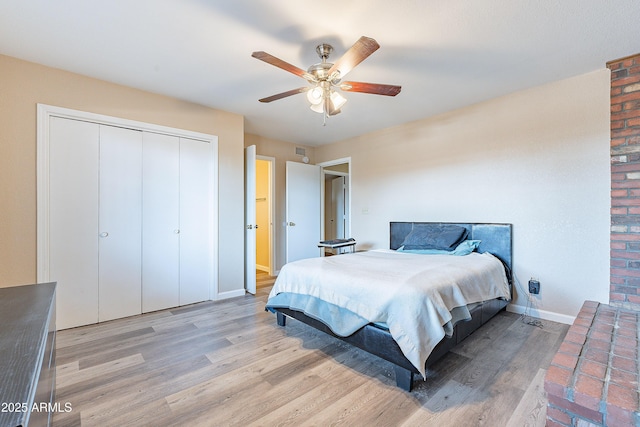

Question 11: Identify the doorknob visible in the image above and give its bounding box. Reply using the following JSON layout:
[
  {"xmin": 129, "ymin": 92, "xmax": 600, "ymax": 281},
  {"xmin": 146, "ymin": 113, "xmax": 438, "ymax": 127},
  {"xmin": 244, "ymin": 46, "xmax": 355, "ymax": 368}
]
[
  {"xmin": 99, "ymin": 232, "xmax": 109, "ymax": 238},
  {"xmin": 287, "ymin": 222, "xmax": 296, "ymax": 226},
  {"xmin": 255, "ymin": 224, "xmax": 259, "ymax": 229}
]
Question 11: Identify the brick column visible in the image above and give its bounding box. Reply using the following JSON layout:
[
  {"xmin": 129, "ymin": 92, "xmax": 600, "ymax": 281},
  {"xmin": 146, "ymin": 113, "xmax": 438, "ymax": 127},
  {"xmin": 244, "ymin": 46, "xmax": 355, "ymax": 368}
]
[
  {"xmin": 544, "ymin": 301, "xmax": 639, "ymax": 427},
  {"xmin": 609, "ymin": 54, "xmax": 640, "ymax": 311}
]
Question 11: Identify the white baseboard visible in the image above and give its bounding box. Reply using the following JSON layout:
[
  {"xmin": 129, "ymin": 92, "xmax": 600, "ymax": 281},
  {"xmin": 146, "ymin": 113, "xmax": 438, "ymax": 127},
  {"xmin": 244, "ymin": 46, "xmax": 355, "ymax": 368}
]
[
  {"xmin": 507, "ymin": 303, "xmax": 576, "ymax": 325},
  {"xmin": 214, "ymin": 288, "xmax": 246, "ymax": 300},
  {"xmin": 256, "ymin": 264, "xmax": 269, "ymax": 273}
]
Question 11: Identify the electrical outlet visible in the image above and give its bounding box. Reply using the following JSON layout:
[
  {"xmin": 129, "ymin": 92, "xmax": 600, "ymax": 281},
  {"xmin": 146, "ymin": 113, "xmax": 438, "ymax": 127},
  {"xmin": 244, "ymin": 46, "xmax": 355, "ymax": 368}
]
[{"xmin": 528, "ymin": 279, "xmax": 540, "ymax": 295}]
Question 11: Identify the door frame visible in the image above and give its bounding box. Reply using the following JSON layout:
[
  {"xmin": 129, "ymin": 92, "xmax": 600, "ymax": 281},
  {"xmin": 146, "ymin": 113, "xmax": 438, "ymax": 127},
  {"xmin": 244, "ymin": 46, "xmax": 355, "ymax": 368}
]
[
  {"xmin": 37, "ymin": 103, "xmax": 219, "ymax": 299},
  {"xmin": 318, "ymin": 157, "xmax": 352, "ymax": 244},
  {"xmin": 256, "ymin": 155, "xmax": 276, "ymax": 276}
]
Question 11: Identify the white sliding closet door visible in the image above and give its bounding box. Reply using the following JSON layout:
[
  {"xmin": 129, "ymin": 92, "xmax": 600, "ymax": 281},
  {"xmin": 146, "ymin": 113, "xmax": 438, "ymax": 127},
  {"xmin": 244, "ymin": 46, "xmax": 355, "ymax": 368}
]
[
  {"xmin": 98, "ymin": 125, "xmax": 143, "ymax": 322},
  {"xmin": 142, "ymin": 132, "xmax": 180, "ymax": 312},
  {"xmin": 40, "ymin": 104, "xmax": 218, "ymax": 330},
  {"xmin": 179, "ymin": 137, "xmax": 212, "ymax": 305},
  {"xmin": 49, "ymin": 117, "xmax": 100, "ymax": 330}
]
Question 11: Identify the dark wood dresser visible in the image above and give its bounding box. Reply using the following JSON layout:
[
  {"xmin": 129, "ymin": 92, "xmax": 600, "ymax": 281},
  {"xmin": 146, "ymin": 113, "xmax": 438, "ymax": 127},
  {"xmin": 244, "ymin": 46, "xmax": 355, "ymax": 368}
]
[{"xmin": 0, "ymin": 282, "xmax": 56, "ymax": 427}]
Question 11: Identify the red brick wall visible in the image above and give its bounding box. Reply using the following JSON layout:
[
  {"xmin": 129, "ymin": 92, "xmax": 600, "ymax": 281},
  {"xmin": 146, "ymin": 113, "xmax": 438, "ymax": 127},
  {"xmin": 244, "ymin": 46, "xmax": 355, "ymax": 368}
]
[
  {"xmin": 544, "ymin": 301, "xmax": 639, "ymax": 426},
  {"xmin": 609, "ymin": 53, "xmax": 640, "ymax": 311}
]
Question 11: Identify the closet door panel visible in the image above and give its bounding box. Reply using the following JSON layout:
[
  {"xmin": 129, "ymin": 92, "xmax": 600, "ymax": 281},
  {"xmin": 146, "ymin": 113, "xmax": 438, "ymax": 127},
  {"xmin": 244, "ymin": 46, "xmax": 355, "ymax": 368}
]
[
  {"xmin": 49, "ymin": 117, "xmax": 100, "ymax": 329},
  {"xmin": 142, "ymin": 132, "xmax": 180, "ymax": 312},
  {"xmin": 179, "ymin": 138, "xmax": 212, "ymax": 305},
  {"xmin": 98, "ymin": 125, "xmax": 143, "ymax": 322}
]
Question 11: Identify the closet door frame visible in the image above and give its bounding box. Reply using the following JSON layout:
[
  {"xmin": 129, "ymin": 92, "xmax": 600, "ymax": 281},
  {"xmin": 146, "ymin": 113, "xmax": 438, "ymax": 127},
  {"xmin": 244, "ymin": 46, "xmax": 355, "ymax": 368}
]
[{"xmin": 37, "ymin": 104, "xmax": 219, "ymax": 304}]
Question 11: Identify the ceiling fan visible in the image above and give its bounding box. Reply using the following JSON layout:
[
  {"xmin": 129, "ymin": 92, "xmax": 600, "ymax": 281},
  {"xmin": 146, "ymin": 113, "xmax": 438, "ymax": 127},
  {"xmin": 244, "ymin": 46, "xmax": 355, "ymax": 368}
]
[{"xmin": 251, "ymin": 36, "xmax": 401, "ymax": 123}]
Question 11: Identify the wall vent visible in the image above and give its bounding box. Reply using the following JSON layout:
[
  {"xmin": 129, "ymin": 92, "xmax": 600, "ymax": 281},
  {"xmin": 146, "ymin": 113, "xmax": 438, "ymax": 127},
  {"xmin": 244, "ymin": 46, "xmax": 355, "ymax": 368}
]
[{"xmin": 295, "ymin": 147, "xmax": 306, "ymax": 156}]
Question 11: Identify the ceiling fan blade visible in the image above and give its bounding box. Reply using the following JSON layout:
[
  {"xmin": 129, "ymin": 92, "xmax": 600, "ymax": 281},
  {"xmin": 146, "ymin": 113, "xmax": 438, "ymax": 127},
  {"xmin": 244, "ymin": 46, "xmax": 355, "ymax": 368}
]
[
  {"xmin": 327, "ymin": 36, "xmax": 380, "ymax": 80},
  {"xmin": 340, "ymin": 81, "xmax": 401, "ymax": 96},
  {"xmin": 258, "ymin": 87, "xmax": 309, "ymax": 103},
  {"xmin": 251, "ymin": 51, "xmax": 315, "ymax": 82}
]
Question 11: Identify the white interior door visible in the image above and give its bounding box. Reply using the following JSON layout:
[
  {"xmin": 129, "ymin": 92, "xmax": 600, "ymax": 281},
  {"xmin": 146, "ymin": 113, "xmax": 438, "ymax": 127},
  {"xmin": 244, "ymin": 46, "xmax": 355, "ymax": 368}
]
[
  {"xmin": 142, "ymin": 132, "xmax": 180, "ymax": 312},
  {"xmin": 179, "ymin": 137, "xmax": 213, "ymax": 305},
  {"xmin": 286, "ymin": 161, "xmax": 321, "ymax": 263},
  {"xmin": 49, "ymin": 117, "xmax": 100, "ymax": 329},
  {"xmin": 245, "ymin": 145, "xmax": 257, "ymax": 294},
  {"xmin": 98, "ymin": 125, "xmax": 143, "ymax": 322}
]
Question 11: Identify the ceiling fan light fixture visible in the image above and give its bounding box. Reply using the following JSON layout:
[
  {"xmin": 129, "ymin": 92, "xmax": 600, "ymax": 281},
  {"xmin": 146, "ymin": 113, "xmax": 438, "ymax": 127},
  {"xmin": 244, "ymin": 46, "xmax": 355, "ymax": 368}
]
[
  {"xmin": 330, "ymin": 90, "xmax": 347, "ymax": 111},
  {"xmin": 309, "ymin": 102, "xmax": 324, "ymax": 114},
  {"xmin": 306, "ymin": 86, "xmax": 323, "ymax": 105}
]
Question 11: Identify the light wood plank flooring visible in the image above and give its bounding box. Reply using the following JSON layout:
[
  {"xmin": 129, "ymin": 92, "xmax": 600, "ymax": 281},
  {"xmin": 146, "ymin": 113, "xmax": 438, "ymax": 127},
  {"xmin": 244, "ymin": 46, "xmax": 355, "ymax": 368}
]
[
  {"xmin": 256, "ymin": 270, "xmax": 277, "ymax": 289},
  {"xmin": 53, "ymin": 280, "xmax": 568, "ymax": 427}
]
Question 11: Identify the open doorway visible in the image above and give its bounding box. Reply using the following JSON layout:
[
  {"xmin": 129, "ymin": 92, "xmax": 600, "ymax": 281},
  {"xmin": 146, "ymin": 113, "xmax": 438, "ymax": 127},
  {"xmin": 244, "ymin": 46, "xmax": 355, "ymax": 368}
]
[
  {"xmin": 319, "ymin": 158, "xmax": 351, "ymax": 256},
  {"xmin": 256, "ymin": 156, "xmax": 275, "ymax": 277}
]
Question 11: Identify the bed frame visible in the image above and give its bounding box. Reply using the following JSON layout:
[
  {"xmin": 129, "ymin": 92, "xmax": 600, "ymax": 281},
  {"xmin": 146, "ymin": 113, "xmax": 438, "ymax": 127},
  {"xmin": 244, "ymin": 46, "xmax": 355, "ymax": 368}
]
[{"xmin": 273, "ymin": 222, "xmax": 513, "ymax": 391}]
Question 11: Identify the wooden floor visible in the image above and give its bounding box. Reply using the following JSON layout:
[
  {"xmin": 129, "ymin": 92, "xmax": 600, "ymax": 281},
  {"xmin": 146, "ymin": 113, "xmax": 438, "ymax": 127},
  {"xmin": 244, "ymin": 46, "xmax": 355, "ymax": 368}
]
[
  {"xmin": 53, "ymin": 278, "xmax": 568, "ymax": 427},
  {"xmin": 256, "ymin": 270, "xmax": 277, "ymax": 289}
]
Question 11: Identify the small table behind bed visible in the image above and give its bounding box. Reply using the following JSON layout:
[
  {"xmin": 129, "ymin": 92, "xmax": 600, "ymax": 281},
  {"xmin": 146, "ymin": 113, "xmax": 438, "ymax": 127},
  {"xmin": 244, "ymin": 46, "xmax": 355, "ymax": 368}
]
[{"xmin": 273, "ymin": 222, "xmax": 513, "ymax": 391}]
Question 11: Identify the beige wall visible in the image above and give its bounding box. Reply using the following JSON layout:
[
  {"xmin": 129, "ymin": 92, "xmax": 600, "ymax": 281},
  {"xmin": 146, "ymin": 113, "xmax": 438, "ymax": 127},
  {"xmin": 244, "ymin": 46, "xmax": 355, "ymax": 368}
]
[
  {"xmin": 245, "ymin": 134, "xmax": 315, "ymax": 271},
  {"xmin": 0, "ymin": 54, "xmax": 245, "ymax": 295},
  {"xmin": 316, "ymin": 69, "xmax": 612, "ymax": 322}
]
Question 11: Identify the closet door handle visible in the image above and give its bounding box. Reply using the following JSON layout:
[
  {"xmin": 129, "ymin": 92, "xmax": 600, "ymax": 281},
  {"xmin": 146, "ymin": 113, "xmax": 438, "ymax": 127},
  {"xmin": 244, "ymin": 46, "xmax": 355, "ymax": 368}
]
[{"xmin": 99, "ymin": 232, "xmax": 109, "ymax": 238}]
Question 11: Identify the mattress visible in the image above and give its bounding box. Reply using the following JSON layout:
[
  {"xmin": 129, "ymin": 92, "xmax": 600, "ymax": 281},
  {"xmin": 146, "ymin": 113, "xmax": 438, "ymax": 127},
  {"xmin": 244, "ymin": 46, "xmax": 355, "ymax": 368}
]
[{"xmin": 266, "ymin": 249, "xmax": 510, "ymax": 377}]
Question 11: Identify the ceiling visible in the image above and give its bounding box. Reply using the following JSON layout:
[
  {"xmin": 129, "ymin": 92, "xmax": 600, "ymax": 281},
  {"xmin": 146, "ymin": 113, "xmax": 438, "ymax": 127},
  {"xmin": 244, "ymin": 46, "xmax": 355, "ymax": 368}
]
[{"xmin": 1, "ymin": 1, "xmax": 640, "ymax": 146}]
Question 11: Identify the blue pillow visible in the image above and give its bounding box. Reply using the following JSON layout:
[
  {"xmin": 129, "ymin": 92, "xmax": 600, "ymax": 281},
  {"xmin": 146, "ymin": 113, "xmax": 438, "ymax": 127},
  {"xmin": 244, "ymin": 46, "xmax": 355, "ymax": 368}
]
[
  {"xmin": 400, "ymin": 224, "xmax": 469, "ymax": 250},
  {"xmin": 398, "ymin": 240, "xmax": 481, "ymax": 256}
]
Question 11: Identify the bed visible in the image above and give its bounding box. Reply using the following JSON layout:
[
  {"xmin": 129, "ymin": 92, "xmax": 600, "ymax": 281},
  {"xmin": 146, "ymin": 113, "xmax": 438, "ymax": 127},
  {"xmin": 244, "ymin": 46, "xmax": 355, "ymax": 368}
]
[{"xmin": 266, "ymin": 222, "xmax": 513, "ymax": 391}]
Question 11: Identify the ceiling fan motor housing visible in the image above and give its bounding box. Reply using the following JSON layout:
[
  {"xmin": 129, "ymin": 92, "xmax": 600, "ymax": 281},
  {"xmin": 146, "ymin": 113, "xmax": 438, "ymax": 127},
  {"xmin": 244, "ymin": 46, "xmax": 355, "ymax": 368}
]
[
  {"xmin": 308, "ymin": 44, "xmax": 339, "ymax": 82},
  {"xmin": 307, "ymin": 62, "xmax": 334, "ymax": 81},
  {"xmin": 316, "ymin": 43, "xmax": 333, "ymax": 61}
]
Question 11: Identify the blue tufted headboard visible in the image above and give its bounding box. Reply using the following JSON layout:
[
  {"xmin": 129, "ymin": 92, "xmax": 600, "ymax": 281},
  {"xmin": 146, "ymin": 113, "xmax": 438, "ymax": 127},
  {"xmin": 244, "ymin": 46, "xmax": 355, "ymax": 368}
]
[{"xmin": 389, "ymin": 222, "xmax": 513, "ymax": 285}]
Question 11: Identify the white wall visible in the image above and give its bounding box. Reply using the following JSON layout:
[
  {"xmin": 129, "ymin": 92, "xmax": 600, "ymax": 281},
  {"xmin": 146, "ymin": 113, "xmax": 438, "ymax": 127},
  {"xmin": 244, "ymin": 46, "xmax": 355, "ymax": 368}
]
[{"xmin": 316, "ymin": 69, "xmax": 611, "ymax": 323}]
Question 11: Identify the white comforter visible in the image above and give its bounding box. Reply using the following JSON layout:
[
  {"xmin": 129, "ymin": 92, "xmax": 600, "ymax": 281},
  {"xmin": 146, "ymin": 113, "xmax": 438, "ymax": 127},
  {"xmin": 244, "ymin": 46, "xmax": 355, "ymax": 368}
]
[{"xmin": 267, "ymin": 249, "xmax": 510, "ymax": 378}]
